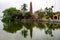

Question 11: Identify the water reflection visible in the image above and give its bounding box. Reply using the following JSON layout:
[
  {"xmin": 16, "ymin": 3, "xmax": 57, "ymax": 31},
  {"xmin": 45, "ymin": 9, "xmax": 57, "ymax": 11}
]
[
  {"xmin": 2, "ymin": 21, "xmax": 60, "ymax": 38},
  {"xmin": 21, "ymin": 29, "xmax": 28, "ymax": 38},
  {"xmin": 3, "ymin": 21, "xmax": 23, "ymax": 33}
]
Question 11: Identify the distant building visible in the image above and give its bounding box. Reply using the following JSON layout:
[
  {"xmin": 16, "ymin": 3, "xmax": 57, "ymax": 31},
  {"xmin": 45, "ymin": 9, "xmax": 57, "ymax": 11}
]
[{"xmin": 53, "ymin": 12, "xmax": 60, "ymax": 20}]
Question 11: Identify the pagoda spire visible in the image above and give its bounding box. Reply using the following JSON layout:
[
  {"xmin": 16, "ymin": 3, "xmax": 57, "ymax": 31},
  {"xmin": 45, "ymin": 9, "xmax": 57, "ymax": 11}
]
[{"xmin": 30, "ymin": 0, "xmax": 33, "ymax": 13}]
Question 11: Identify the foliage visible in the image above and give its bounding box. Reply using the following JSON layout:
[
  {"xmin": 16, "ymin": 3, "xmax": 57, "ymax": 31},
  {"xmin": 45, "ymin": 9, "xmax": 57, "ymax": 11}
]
[
  {"xmin": 38, "ymin": 9, "xmax": 45, "ymax": 19},
  {"xmin": 21, "ymin": 4, "xmax": 27, "ymax": 12},
  {"xmin": 3, "ymin": 21, "xmax": 23, "ymax": 33},
  {"xmin": 2, "ymin": 8, "xmax": 17, "ymax": 22},
  {"xmin": 45, "ymin": 6, "xmax": 54, "ymax": 19},
  {"xmin": 24, "ymin": 12, "xmax": 31, "ymax": 19}
]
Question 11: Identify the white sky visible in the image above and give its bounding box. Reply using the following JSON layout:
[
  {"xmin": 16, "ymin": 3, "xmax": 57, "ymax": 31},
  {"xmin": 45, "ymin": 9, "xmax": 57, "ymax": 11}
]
[{"xmin": 0, "ymin": 0, "xmax": 60, "ymax": 16}]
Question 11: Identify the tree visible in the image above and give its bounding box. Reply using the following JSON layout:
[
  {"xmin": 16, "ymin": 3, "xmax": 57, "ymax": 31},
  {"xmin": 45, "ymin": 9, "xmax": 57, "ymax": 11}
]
[
  {"xmin": 21, "ymin": 4, "xmax": 28, "ymax": 16},
  {"xmin": 21, "ymin": 4, "xmax": 27, "ymax": 12},
  {"xmin": 3, "ymin": 8, "xmax": 17, "ymax": 16},
  {"xmin": 45, "ymin": 6, "xmax": 54, "ymax": 19},
  {"xmin": 2, "ymin": 7, "xmax": 24, "ymax": 22},
  {"xmin": 24, "ymin": 12, "xmax": 31, "ymax": 19},
  {"xmin": 38, "ymin": 9, "xmax": 45, "ymax": 19}
]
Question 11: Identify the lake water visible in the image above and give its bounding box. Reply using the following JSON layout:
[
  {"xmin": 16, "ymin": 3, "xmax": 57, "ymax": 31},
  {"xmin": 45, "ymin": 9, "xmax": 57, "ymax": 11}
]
[{"xmin": 0, "ymin": 19, "xmax": 60, "ymax": 40}]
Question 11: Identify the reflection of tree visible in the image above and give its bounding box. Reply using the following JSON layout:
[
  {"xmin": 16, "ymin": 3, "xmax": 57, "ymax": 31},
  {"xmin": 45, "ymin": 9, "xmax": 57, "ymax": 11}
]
[
  {"xmin": 53, "ymin": 23, "xmax": 60, "ymax": 29},
  {"xmin": 24, "ymin": 22, "xmax": 35, "ymax": 29},
  {"xmin": 23, "ymin": 22, "xmax": 35, "ymax": 38},
  {"xmin": 45, "ymin": 23, "xmax": 54, "ymax": 37},
  {"xmin": 2, "ymin": 20, "xmax": 60, "ymax": 38},
  {"xmin": 36, "ymin": 22, "xmax": 54, "ymax": 37},
  {"xmin": 3, "ymin": 21, "xmax": 23, "ymax": 33},
  {"xmin": 38, "ymin": 23, "xmax": 60, "ymax": 37},
  {"xmin": 36, "ymin": 22, "xmax": 45, "ymax": 30},
  {"xmin": 45, "ymin": 28, "xmax": 53, "ymax": 37},
  {"xmin": 46, "ymin": 23, "xmax": 55, "ymax": 30},
  {"xmin": 57, "ymin": 24, "xmax": 60, "ymax": 29},
  {"xmin": 21, "ymin": 29, "xmax": 28, "ymax": 38}
]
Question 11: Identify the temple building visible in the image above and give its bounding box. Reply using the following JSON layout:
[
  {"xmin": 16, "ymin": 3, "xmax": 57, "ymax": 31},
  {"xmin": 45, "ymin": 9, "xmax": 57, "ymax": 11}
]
[{"xmin": 53, "ymin": 12, "xmax": 60, "ymax": 20}]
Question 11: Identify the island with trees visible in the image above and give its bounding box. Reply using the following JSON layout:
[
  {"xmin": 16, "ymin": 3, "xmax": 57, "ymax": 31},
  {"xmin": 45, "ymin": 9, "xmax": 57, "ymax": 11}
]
[{"xmin": 2, "ymin": 4, "xmax": 60, "ymax": 23}]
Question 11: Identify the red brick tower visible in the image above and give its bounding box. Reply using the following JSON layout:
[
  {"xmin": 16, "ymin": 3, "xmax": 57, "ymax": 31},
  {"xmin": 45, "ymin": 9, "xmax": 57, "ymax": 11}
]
[{"xmin": 30, "ymin": 0, "xmax": 33, "ymax": 13}]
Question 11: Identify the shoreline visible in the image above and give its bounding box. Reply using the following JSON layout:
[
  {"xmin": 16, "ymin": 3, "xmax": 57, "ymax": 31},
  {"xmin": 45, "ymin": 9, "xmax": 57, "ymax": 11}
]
[{"xmin": 21, "ymin": 19, "xmax": 60, "ymax": 23}]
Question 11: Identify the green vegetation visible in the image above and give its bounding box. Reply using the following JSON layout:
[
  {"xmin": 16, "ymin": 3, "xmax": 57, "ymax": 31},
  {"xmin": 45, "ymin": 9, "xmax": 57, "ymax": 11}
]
[
  {"xmin": 1, "ymin": 3, "xmax": 55, "ymax": 38},
  {"xmin": 2, "ymin": 8, "xmax": 17, "ymax": 23},
  {"xmin": 38, "ymin": 9, "xmax": 45, "ymax": 19},
  {"xmin": 2, "ymin": 4, "xmax": 32, "ymax": 23},
  {"xmin": 21, "ymin": 4, "xmax": 27, "ymax": 12},
  {"xmin": 45, "ymin": 6, "xmax": 54, "ymax": 19},
  {"xmin": 2, "ymin": 3, "xmax": 54, "ymax": 23}
]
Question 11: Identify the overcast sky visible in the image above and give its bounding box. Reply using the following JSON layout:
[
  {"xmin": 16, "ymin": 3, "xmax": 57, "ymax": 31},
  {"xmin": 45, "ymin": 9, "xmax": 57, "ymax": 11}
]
[{"xmin": 0, "ymin": 0, "xmax": 60, "ymax": 16}]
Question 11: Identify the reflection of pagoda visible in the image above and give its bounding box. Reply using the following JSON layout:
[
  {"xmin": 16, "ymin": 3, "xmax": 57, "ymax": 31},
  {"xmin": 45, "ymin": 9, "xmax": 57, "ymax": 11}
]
[
  {"xmin": 30, "ymin": 28, "xmax": 33, "ymax": 38},
  {"xmin": 30, "ymin": 0, "xmax": 33, "ymax": 38},
  {"xmin": 30, "ymin": 0, "xmax": 33, "ymax": 13}
]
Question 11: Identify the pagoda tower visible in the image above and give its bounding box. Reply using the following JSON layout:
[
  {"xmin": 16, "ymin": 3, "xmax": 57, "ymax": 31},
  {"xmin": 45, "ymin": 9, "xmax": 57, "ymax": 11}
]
[{"xmin": 30, "ymin": 0, "xmax": 33, "ymax": 13}]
